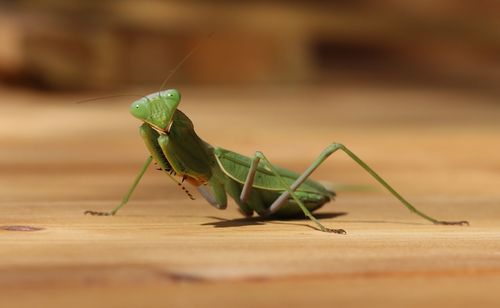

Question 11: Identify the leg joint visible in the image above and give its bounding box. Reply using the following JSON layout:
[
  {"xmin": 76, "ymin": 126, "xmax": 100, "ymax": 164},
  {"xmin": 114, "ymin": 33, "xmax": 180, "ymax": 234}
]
[
  {"xmin": 322, "ymin": 143, "xmax": 345, "ymax": 157},
  {"xmin": 255, "ymin": 151, "xmax": 265, "ymax": 159}
]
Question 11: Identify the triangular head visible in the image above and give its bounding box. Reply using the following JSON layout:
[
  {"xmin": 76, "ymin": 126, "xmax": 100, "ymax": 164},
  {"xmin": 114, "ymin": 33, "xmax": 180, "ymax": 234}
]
[{"xmin": 130, "ymin": 89, "xmax": 181, "ymax": 134}]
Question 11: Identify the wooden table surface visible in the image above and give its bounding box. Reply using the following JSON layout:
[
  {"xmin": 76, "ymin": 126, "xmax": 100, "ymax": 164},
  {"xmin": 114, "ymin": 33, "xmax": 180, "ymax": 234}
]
[{"xmin": 1, "ymin": 85, "xmax": 500, "ymax": 307}]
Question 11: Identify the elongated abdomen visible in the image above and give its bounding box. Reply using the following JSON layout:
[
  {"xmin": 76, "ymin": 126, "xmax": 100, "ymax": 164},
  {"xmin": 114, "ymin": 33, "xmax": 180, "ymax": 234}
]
[{"xmin": 214, "ymin": 148, "xmax": 334, "ymax": 217}]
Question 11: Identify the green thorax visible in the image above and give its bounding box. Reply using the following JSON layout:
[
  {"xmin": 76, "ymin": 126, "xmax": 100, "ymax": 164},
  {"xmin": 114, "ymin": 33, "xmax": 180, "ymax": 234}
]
[{"xmin": 156, "ymin": 109, "xmax": 216, "ymax": 182}]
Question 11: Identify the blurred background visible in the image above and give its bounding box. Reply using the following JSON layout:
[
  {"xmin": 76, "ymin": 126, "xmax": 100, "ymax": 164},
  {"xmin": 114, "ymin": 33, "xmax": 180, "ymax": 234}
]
[
  {"xmin": 0, "ymin": 0, "xmax": 499, "ymax": 90},
  {"xmin": 1, "ymin": 0, "xmax": 500, "ymax": 203}
]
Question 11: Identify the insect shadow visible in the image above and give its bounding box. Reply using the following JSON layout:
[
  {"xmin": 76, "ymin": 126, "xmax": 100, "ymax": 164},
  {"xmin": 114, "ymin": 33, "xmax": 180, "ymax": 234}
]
[
  {"xmin": 203, "ymin": 212, "xmax": 348, "ymax": 230},
  {"xmin": 203, "ymin": 212, "xmax": 429, "ymax": 230}
]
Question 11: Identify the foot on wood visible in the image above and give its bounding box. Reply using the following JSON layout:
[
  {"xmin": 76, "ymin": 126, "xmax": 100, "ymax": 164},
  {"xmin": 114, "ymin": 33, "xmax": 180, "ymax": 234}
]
[
  {"xmin": 321, "ymin": 227, "xmax": 347, "ymax": 234},
  {"xmin": 84, "ymin": 210, "xmax": 114, "ymax": 216},
  {"xmin": 434, "ymin": 220, "xmax": 469, "ymax": 226},
  {"xmin": 238, "ymin": 208, "xmax": 254, "ymax": 218}
]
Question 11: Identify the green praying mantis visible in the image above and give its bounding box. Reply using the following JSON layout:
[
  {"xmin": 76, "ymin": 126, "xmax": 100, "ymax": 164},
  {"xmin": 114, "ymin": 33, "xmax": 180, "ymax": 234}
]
[{"xmin": 84, "ymin": 89, "xmax": 469, "ymax": 233}]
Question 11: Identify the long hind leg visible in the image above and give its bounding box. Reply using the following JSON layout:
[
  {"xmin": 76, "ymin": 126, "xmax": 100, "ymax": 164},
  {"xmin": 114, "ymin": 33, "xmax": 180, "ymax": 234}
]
[{"xmin": 268, "ymin": 143, "xmax": 468, "ymax": 226}]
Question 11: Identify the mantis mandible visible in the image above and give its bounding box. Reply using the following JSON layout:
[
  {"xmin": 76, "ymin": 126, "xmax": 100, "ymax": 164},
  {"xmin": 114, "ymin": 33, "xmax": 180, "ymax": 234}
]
[{"xmin": 85, "ymin": 89, "xmax": 469, "ymax": 233}]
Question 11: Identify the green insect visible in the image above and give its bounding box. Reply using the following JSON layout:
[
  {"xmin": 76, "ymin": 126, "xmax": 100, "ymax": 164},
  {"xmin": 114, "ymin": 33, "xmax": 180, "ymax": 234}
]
[{"xmin": 85, "ymin": 88, "xmax": 469, "ymax": 233}]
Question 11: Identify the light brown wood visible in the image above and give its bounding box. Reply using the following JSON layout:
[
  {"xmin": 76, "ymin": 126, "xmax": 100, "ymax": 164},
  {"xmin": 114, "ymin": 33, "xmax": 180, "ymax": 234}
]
[{"xmin": 1, "ymin": 86, "xmax": 500, "ymax": 307}]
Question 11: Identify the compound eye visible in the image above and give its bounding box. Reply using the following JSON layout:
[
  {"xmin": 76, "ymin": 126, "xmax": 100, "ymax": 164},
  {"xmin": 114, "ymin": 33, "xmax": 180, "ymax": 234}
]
[{"xmin": 167, "ymin": 93, "xmax": 173, "ymax": 97}]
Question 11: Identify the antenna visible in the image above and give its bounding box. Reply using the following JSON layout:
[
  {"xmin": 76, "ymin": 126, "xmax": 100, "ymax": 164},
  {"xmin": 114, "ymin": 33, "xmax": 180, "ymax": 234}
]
[
  {"xmin": 76, "ymin": 32, "xmax": 213, "ymax": 104},
  {"xmin": 158, "ymin": 32, "xmax": 214, "ymax": 92},
  {"xmin": 75, "ymin": 94, "xmax": 145, "ymax": 104}
]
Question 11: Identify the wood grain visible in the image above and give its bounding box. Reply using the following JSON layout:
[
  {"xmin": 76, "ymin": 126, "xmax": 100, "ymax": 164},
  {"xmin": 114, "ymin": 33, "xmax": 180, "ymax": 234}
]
[{"xmin": 1, "ymin": 86, "xmax": 500, "ymax": 307}]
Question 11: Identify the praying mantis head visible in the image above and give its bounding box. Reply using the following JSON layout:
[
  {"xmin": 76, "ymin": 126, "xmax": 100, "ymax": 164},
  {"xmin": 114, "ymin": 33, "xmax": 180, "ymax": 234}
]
[{"xmin": 130, "ymin": 89, "xmax": 181, "ymax": 133}]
